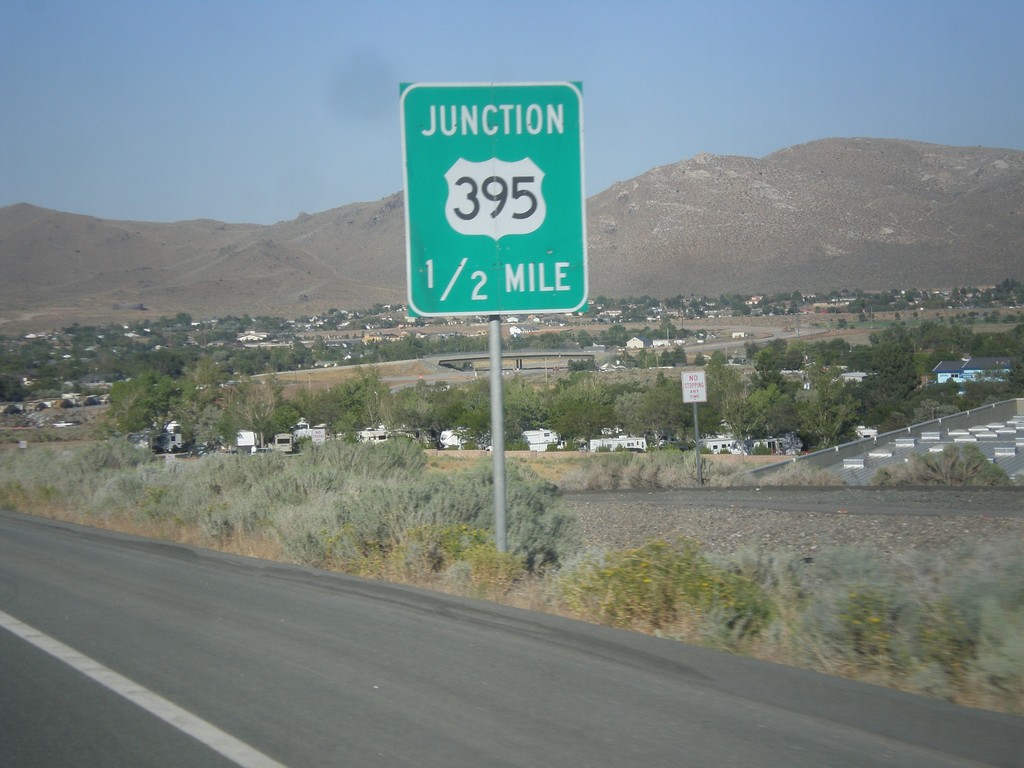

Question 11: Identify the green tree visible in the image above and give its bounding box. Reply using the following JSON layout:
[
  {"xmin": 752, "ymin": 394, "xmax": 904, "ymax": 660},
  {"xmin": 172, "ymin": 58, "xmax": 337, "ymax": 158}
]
[
  {"xmin": 866, "ymin": 327, "xmax": 920, "ymax": 402},
  {"xmin": 614, "ymin": 372, "xmax": 688, "ymax": 441},
  {"xmin": 797, "ymin": 365, "xmax": 858, "ymax": 449},
  {"xmin": 0, "ymin": 373, "xmax": 28, "ymax": 402},
  {"xmin": 389, "ymin": 382, "xmax": 429, "ymax": 429},
  {"xmin": 704, "ymin": 353, "xmax": 745, "ymax": 435},
  {"xmin": 447, "ymin": 378, "xmax": 491, "ymax": 441},
  {"xmin": 222, "ymin": 376, "xmax": 286, "ymax": 441},
  {"xmin": 549, "ymin": 373, "xmax": 615, "ymax": 443},
  {"xmin": 1009, "ymin": 360, "xmax": 1024, "ymax": 395},
  {"xmin": 744, "ymin": 383, "xmax": 796, "ymax": 439},
  {"xmin": 303, "ymin": 370, "xmax": 392, "ymax": 435},
  {"xmin": 181, "ymin": 355, "xmax": 226, "ymax": 409},
  {"xmin": 750, "ymin": 343, "xmax": 786, "ymax": 391},
  {"xmin": 612, "ymin": 390, "xmax": 646, "ymax": 437},
  {"xmin": 106, "ymin": 371, "xmax": 180, "ymax": 434},
  {"xmin": 186, "ymin": 403, "xmax": 226, "ymax": 447},
  {"xmin": 503, "ymin": 377, "xmax": 550, "ymax": 437}
]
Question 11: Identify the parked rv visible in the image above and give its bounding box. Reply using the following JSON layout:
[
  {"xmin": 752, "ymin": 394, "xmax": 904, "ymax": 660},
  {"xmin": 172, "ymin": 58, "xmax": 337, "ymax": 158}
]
[
  {"xmin": 522, "ymin": 429, "xmax": 563, "ymax": 451},
  {"xmin": 236, "ymin": 430, "xmax": 262, "ymax": 454},
  {"xmin": 589, "ymin": 435, "xmax": 647, "ymax": 452},
  {"xmin": 358, "ymin": 427, "xmax": 388, "ymax": 443},
  {"xmin": 154, "ymin": 421, "xmax": 184, "ymax": 453},
  {"xmin": 293, "ymin": 419, "xmax": 328, "ymax": 445},
  {"xmin": 272, "ymin": 433, "xmax": 295, "ymax": 453},
  {"xmin": 439, "ymin": 429, "xmax": 466, "ymax": 449}
]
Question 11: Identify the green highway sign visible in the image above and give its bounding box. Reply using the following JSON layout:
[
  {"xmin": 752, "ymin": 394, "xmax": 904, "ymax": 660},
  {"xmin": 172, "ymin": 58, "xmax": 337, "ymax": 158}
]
[{"xmin": 401, "ymin": 82, "xmax": 587, "ymax": 317}]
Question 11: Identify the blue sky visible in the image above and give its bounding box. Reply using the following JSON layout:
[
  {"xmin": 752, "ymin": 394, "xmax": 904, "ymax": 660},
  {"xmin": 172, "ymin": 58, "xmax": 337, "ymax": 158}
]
[{"xmin": 2, "ymin": 0, "xmax": 1022, "ymax": 224}]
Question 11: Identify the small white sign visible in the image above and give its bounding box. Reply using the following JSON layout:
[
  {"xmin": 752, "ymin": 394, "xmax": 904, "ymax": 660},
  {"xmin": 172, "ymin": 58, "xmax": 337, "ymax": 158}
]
[{"xmin": 681, "ymin": 370, "xmax": 707, "ymax": 403}]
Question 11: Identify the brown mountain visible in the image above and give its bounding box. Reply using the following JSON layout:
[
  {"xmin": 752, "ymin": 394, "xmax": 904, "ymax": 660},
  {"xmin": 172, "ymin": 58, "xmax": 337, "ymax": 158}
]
[
  {"xmin": 1, "ymin": 138, "xmax": 1021, "ymax": 329},
  {"xmin": 0, "ymin": 193, "xmax": 408, "ymax": 329},
  {"xmin": 588, "ymin": 138, "xmax": 1023, "ymax": 298}
]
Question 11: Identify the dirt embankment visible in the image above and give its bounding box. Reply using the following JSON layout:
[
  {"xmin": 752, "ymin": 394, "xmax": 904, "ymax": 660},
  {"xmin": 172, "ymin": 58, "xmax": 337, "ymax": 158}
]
[{"xmin": 563, "ymin": 486, "xmax": 1024, "ymax": 558}]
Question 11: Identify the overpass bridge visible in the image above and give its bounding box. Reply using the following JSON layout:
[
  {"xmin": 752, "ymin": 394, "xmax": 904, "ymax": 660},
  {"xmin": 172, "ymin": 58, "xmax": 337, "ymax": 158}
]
[{"xmin": 425, "ymin": 348, "xmax": 598, "ymax": 372}]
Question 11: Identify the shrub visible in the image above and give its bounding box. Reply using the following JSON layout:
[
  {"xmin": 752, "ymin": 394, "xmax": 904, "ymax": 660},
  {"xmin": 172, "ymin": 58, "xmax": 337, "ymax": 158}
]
[
  {"xmin": 914, "ymin": 600, "xmax": 975, "ymax": 682},
  {"xmin": 872, "ymin": 444, "xmax": 1010, "ymax": 486},
  {"xmin": 70, "ymin": 440, "xmax": 156, "ymax": 472},
  {"xmin": 558, "ymin": 451, "xmax": 729, "ymax": 491},
  {"xmin": 277, "ymin": 457, "xmax": 579, "ymax": 576},
  {"xmin": 743, "ymin": 461, "xmax": 846, "ymax": 487},
  {"xmin": 0, "ymin": 441, "xmax": 158, "ymax": 518},
  {"xmin": 796, "ymin": 547, "xmax": 910, "ymax": 672},
  {"xmin": 365, "ymin": 523, "xmax": 493, "ymax": 581},
  {"xmin": 840, "ymin": 587, "xmax": 900, "ymax": 667},
  {"xmin": 558, "ymin": 539, "xmax": 774, "ymax": 644},
  {"xmin": 791, "ymin": 541, "xmax": 1024, "ymax": 710},
  {"xmin": 968, "ymin": 600, "xmax": 1024, "ymax": 713},
  {"xmin": 456, "ymin": 544, "xmax": 527, "ymax": 598}
]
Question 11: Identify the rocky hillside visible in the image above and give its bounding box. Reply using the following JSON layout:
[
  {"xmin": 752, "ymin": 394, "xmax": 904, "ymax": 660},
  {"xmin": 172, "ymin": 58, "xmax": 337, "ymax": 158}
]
[
  {"xmin": 0, "ymin": 194, "xmax": 408, "ymax": 326},
  {"xmin": 1, "ymin": 138, "xmax": 1021, "ymax": 328},
  {"xmin": 587, "ymin": 138, "xmax": 1024, "ymax": 297}
]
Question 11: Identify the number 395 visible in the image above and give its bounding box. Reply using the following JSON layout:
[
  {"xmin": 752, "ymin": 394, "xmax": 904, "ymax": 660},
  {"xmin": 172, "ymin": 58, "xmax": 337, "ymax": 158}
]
[{"xmin": 452, "ymin": 175, "xmax": 538, "ymax": 221}]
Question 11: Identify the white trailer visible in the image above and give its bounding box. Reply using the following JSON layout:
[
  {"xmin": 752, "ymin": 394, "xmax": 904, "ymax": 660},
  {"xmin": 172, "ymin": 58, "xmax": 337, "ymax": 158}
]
[
  {"xmin": 589, "ymin": 435, "xmax": 648, "ymax": 452},
  {"xmin": 272, "ymin": 433, "xmax": 295, "ymax": 453},
  {"xmin": 236, "ymin": 430, "xmax": 261, "ymax": 454},
  {"xmin": 522, "ymin": 429, "xmax": 563, "ymax": 452},
  {"xmin": 701, "ymin": 434, "xmax": 740, "ymax": 454},
  {"xmin": 358, "ymin": 427, "xmax": 388, "ymax": 443},
  {"xmin": 293, "ymin": 419, "xmax": 328, "ymax": 445},
  {"xmin": 154, "ymin": 420, "xmax": 183, "ymax": 453},
  {"xmin": 439, "ymin": 429, "xmax": 466, "ymax": 449}
]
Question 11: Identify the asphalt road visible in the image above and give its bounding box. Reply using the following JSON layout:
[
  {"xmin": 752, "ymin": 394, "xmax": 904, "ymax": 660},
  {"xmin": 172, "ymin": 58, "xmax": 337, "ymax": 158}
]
[{"xmin": 1, "ymin": 511, "xmax": 1020, "ymax": 768}]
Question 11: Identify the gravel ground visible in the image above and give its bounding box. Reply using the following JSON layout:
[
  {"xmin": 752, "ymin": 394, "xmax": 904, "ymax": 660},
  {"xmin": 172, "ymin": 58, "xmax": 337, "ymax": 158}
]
[{"xmin": 562, "ymin": 486, "xmax": 1024, "ymax": 559}]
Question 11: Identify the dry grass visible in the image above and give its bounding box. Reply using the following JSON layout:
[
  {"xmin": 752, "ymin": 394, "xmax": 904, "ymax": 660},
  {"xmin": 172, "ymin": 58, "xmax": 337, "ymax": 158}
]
[
  {"xmin": 26, "ymin": 502, "xmax": 287, "ymax": 561},
  {"xmin": 423, "ymin": 450, "xmax": 592, "ymax": 485},
  {"xmin": 427, "ymin": 450, "xmax": 760, "ymax": 488}
]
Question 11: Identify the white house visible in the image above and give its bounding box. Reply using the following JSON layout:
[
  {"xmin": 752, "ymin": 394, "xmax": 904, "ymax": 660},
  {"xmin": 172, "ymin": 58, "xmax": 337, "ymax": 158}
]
[
  {"xmin": 840, "ymin": 371, "xmax": 869, "ymax": 384},
  {"xmin": 932, "ymin": 357, "xmax": 1015, "ymax": 384}
]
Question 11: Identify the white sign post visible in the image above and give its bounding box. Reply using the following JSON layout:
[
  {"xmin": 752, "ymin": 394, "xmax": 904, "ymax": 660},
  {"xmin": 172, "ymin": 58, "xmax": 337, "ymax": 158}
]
[{"xmin": 682, "ymin": 371, "xmax": 707, "ymax": 485}]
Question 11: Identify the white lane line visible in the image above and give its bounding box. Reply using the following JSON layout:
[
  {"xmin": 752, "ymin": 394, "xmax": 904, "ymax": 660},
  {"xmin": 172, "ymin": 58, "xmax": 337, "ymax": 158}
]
[{"xmin": 0, "ymin": 609, "xmax": 288, "ymax": 768}]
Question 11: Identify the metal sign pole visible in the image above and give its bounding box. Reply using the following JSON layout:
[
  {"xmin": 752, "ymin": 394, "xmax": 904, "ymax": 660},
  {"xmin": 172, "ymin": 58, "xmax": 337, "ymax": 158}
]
[
  {"xmin": 692, "ymin": 401, "xmax": 703, "ymax": 486},
  {"xmin": 489, "ymin": 316, "xmax": 508, "ymax": 552}
]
